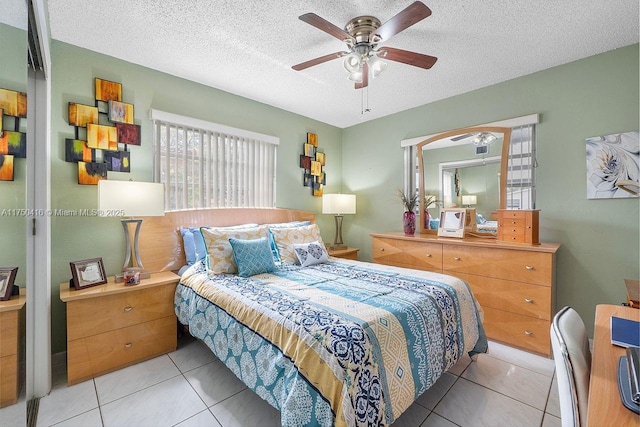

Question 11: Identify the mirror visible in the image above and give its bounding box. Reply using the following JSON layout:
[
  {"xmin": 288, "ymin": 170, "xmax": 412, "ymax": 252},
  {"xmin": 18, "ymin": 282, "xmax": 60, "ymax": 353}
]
[
  {"xmin": 418, "ymin": 126, "xmax": 511, "ymax": 235},
  {"xmin": 0, "ymin": 0, "xmax": 28, "ymax": 420}
]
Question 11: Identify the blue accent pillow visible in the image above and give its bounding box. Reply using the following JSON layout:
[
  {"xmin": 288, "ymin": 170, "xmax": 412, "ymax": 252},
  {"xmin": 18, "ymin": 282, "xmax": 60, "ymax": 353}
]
[
  {"xmin": 266, "ymin": 221, "xmax": 311, "ymax": 263},
  {"xmin": 476, "ymin": 213, "xmax": 487, "ymax": 224},
  {"xmin": 229, "ymin": 237, "xmax": 276, "ymax": 278}
]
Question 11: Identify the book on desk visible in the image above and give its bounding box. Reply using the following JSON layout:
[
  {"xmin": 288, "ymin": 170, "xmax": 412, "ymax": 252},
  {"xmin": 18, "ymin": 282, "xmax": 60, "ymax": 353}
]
[{"xmin": 611, "ymin": 316, "xmax": 640, "ymax": 348}]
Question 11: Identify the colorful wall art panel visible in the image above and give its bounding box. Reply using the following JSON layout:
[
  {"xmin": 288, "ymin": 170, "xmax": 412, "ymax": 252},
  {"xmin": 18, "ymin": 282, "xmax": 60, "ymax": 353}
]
[
  {"xmin": 65, "ymin": 139, "xmax": 96, "ymax": 162},
  {"xmin": 95, "ymin": 78, "xmax": 122, "ymax": 102},
  {"xmin": 0, "ymin": 154, "xmax": 14, "ymax": 181},
  {"xmin": 108, "ymin": 100, "xmax": 134, "ymax": 124},
  {"xmin": 0, "ymin": 88, "xmax": 27, "ymax": 118},
  {"xmin": 0, "ymin": 131, "xmax": 26, "ymax": 158},
  {"xmin": 68, "ymin": 102, "xmax": 98, "ymax": 127},
  {"xmin": 87, "ymin": 123, "xmax": 118, "ymax": 151},
  {"xmin": 116, "ymin": 123, "xmax": 141, "ymax": 145},
  {"xmin": 104, "ymin": 150, "xmax": 130, "ymax": 172},
  {"xmin": 298, "ymin": 132, "xmax": 325, "ymax": 196},
  {"xmin": 586, "ymin": 131, "xmax": 639, "ymax": 198},
  {"xmin": 78, "ymin": 161, "xmax": 107, "ymax": 185}
]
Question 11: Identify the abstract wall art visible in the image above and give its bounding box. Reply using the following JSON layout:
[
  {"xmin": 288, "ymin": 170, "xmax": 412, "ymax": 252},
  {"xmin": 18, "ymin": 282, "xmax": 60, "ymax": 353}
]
[{"xmin": 586, "ymin": 131, "xmax": 639, "ymax": 198}]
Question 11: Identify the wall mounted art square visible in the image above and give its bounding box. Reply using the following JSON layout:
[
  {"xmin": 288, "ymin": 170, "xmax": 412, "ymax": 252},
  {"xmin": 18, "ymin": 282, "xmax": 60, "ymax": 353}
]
[
  {"xmin": 108, "ymin": 100, "xmax": 134, "ymax": 124},
  {"xmin": 95, "ymin": 78, "xmax": 122, "ymax": 102},
  {"xmin": 116, "ymin": 122, "xmax": 141, "ymax": 145},
  {"xmin": 68, "ymin": 102, "xmax": 98, "ymax": 127},
  {"xmin": 0, "ymin": 108, "xmax": 3, "ymax": 132},
  {"xmin": 299, "ymin": 155, "xmax": 311, "ymax": 169},
  {"xmin": 586, "ymin": 131, "xmax": 639, "ymax": 199},
  {"xmin": 87, "ymin": 123, "xmax": 118, "ymax": 151},
  {"xmin": 0, "ymin": 89, "xmax": 27, "ymax": 118},
  {"xmin": 315, "ymin": 151, "xmax": 325, "ymax": 166},
  {"xmin": 104, "ymin": 150, "xmax": 130, "ymax": 172},
  {"xmin": 313, "ymin": 182, "xmax": 323, "ymax": 197},
  {"xmin": 310, "ymin": 160, "xmax": 322, "ymax": 176},
  {"xmin": 304, "ymin": 143, "xmax": 315, "ymax": 157},
  {"xmin": 0, "ymin": 154, "xmax": 14, "ymax": 181},
  {"xmin": 0, "ymin": 131, "xmax": 26, "ymax": 158},
  {"xmin": 317, "ymin": 172, "xmax": 326, "ymax": 185},
  {"xmin": 65, "ymin": 139, "xmax": 95, "ymax": 163},
  {"xmin": 303, "ymin": 173, "xmax": 313, "ymax": 187},
  {"xmin": 307, "ymin": 132, "xmax": 317, "ymax": 147},
  {"xmin": 78, "ymin": 161, "xmax": 107, "ymax": 185}
]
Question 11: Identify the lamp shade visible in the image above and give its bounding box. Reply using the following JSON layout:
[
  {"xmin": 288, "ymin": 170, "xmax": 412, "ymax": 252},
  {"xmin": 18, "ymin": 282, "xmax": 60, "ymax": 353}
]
[
  {"xmin": 322, "ymin": 194, "xmax": 356, "ymax": 215},
  {"xmin": 98, "ymin": 180, "xmax": 165, "ymax": 217},
  {"xmin": 462, "ymin": 195, "xmax": 477, "ymax": 206}
]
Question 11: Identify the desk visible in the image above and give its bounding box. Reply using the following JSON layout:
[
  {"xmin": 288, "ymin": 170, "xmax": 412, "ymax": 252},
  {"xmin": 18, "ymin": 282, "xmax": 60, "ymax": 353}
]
[{"xmin": 587, "ymin": 304, "xmax": 640, "ymax": 426}]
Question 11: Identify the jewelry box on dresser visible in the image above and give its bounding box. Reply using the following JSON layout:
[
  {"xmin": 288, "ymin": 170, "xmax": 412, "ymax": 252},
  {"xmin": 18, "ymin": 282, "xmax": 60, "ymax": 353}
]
[{"xmin": 371, "ymin": 232, "xmax": 560, "ymax": 356}]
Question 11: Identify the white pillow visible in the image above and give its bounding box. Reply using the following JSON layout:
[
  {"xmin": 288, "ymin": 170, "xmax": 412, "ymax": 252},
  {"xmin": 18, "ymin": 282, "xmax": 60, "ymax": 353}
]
[{"xmin": 292, "ymin": 240, "xmax": 328, "ymax": 267}]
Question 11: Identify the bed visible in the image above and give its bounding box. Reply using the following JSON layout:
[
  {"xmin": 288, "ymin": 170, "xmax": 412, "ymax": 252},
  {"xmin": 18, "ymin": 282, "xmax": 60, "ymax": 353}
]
[{"xmin": 139, "ymin": 208, "xmax": 487, "ymax": 427}]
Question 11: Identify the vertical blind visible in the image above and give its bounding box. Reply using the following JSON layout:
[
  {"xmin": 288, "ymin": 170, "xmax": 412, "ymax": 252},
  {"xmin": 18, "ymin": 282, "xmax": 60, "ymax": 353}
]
[
  {"xmin": 506, "ymin": 124, "xmax": 536, "ymax": 210},
  {"xmin": 151, "ymin": 110, "xmax": 277, "ymax": 211}
]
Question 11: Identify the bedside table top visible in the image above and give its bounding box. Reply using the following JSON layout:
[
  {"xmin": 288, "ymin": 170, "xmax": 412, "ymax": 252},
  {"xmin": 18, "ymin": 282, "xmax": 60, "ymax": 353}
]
[
  {"xmin": 328, "ymin": 247, "xmax": 359, "ymax": 255},
  {"xmin": 0, "ymin": 288, "xmax": 26, "ymax": 313},
  {"xmin": 60, "ymin": 270, "xmax": 180, "ymax": 302}
]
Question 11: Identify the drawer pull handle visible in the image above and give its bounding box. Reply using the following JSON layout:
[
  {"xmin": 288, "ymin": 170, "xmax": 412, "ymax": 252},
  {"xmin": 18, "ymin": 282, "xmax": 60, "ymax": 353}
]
[
  {"xmin": 511, "ymin": 221, "xmax": 516, "ymax": 224},
  {"xmin": 454, "ymin": 257, "xmax": 461, "ymax": 261},
  {"xmin": 524, "ymin": 298, "xmax": 533, "ymax": 304},
  {"xmin": 124, "ymin": 343, "xmax": 132, "ymax": 349},
  {"xmin": 380, "ymin": 248, "xmax": 384, "ymax": 251},
  {"xmin": 525, "ymin": 265, "xmax": 534, "ymax": 270},
  {"xmin": 524, "ymin": 331, "xmax": 534, "ymax": 337},
  {"xmin": 124, "ymin": 307, "xmax": 133, "ymax": 312},
  {"xmin": 425, "ymin": 253, "xmax": 432, "ymax": 258}
]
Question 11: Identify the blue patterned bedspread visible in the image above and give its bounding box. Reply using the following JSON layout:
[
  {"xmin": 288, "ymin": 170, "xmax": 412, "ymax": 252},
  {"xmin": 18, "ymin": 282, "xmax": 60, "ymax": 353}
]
[{"xmin": 175, "ymin": 259, "xmax": 486, "ymax": 427}]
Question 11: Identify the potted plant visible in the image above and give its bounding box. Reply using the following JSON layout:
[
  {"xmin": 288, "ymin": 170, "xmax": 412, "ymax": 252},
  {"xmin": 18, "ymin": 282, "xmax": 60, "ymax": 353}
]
[
  {"xmin": 397, "ymin": 189, "xmax": 419, "ymax": 236},
  {"xmin": 424, "ymin": 194, "xmax": 439, "ymax": 230}
]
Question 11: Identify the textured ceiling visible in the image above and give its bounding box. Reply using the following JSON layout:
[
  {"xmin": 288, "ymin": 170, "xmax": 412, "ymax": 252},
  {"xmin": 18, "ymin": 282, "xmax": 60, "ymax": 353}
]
[
  {"xmin": 47, "ymin": 0, "xmax": 639, "ymax": 128},
  {"xmin": 0, "ymin": 0, "xmax": 27, "ymax": 30}
]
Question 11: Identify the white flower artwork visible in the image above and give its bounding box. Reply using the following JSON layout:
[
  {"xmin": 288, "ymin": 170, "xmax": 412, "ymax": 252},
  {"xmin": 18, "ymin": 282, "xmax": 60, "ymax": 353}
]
[{"xmin": 586, "ymin": 131, "xmax": 639, "ymax": 199}]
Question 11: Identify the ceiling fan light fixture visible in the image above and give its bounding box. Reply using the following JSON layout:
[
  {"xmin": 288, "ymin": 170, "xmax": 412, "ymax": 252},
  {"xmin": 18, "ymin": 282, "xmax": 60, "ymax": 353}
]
[
  {"xmin": 343, "ymin": 53, "xmax": 361, "ymax": 73},
  {"xmin": 472, "ymin": 132, "xmax": 497, "ymax": 146},
  {"xmin": 369, "ymin": 56, "xmax": 387, "ymax": 78},
  {"xmin": 348, "ymin": 70, "xmax": 363, "ymax": 83}
]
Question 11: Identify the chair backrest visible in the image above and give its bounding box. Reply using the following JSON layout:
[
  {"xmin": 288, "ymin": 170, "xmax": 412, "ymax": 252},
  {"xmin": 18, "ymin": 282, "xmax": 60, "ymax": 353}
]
[{"xmin": 550, "ymin": 306, "xmax": 592, "ymax": 427}]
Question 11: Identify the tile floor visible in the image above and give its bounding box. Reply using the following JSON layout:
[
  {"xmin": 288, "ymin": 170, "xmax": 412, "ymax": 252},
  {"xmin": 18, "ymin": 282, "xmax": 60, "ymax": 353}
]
[{"xmin": 2, "ymin": 336, "xmax": 563, "ymax": 427}]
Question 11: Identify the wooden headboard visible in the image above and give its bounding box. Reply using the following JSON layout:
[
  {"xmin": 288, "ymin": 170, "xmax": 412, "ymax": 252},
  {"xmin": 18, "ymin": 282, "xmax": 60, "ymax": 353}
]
[{"xmin": 138, "ymin": 208, "xmax": 316, "ymax": 273}]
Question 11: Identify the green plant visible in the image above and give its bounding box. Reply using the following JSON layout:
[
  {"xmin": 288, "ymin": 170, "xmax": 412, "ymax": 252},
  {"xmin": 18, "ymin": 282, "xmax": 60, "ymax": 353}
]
[
  {"xmin": 397, "ymin": 188, "xmax": 419, "ymax": 212},
  {"xmin": 424, "ymin": 194, "xmax": 439, "ymax": 209}
]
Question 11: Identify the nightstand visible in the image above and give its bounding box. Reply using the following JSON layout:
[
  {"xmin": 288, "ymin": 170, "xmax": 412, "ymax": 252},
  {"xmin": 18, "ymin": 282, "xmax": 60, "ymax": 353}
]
[
  {"xmin": 0, "ymin": 289, "xmax": 25, "ymax": 408},
  {"xmin": 328, "ymin": 246, "xmax": 360, "ymax": 260},
  {"xmin": 60, "ymin": 270, "xmax": 180, "ymax": 385}
]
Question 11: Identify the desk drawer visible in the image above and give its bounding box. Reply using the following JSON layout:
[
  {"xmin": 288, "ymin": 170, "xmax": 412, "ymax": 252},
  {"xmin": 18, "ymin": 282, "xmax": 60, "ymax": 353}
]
[
  {"xmin": 67, "ymin": 284, "xmax": 176, "ymax": 341},
  {"xmin": 67, "ymin": 316, "xmax": 177, "ymax": 385},
  {"xmin": 442, "ymin": 245, "xmax": 552, "ymax": 286},
  {"xmin": 0, "ymin": 312, "xmax": 18, "ymax": 358},
  {"xmin": 457, "ymin": 273, "xmax": 551, "ymax": 320},
  {"xmin": 372, "ymin": 237, "xmax": 442, "ymax": 272},
  {"xmin": 482, "ymin": 307, "xmax": 550, "ymax": 355}
]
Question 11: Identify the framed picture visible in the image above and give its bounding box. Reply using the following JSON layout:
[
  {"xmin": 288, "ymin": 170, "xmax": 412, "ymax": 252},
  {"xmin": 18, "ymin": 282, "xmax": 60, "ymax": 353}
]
[
  {"xmin": 108, "ymin": 100, "xmax": 134, "ymax": 124},
  {"xmin": 437, "ymin": 208, "xmax": 466, "ymax": 238},
  {"xmin": 116, "ymin": 122, "xmax": 141, "ymax": 145},
  {"xmin": 0, "ymin": 154, "xmax": 14, "ymax": 181},
  {"xmin": 87, "ymin": 123, "xmax": 118, "ymax": 151},
  {"xmin": 304, "ymin": 143, "xmax": 315, "ymax": 157},
  {"xmin": 68, "ymin": 102, "xmax": 98, "ymax": 127},
  {"xmin": 78, "ymin": 161, "xmax": 107, "ymax": 185},
  {"xmin": 315, "ymin": 151, "xmax": 325, "ymax": 166},
  {"xmin": 0, "ymin": 267, "xmax": 18, "ymax": 301},
  {"xmin": 299, "ymin": 155, "xmax": 311, "ymax": 169},
  {"xmin": 0, "ymin": 88, "xmax": 27, "ymax": 118},
  {"xmin": 70, "ymin": 258, "xmax": 107, "ymax": 290},
  {"xmin": 0, "ymin": 130, "xmax": 27, "ymax": 158},
  {"xmin": 104, "ymin": 150, "xmax": 130, "ymax": 172},
  {"xmin": 95, "ymin": 78, "xmax": 122, "ymax": 102},
  {"xmin": 65, "ymin": 139, "xmax": 96, "ymax": 163},
  {"xmin": 307, "ymin": 132, "xmax": 317, "ymax": 147}
]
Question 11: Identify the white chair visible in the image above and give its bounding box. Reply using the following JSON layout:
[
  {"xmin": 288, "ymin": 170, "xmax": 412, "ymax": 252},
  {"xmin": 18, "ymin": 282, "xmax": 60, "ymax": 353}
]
[{"xmin": 550, "ymin": 306, "xmax": 592, "ymax": 427}]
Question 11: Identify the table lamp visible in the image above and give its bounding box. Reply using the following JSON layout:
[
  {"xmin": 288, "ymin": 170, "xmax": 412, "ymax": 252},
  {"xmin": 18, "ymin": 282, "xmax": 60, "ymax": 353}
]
[
  {"xmin": 322, "ymin": 194, "xmax": 356, "ymax": 248},
  {"xmin": 98, "ymin": 180, "xmax": 165, "ymax": 279},
  {"xmin": 462, "ymin": 194, "xmax": 477, "ymax": 208}
]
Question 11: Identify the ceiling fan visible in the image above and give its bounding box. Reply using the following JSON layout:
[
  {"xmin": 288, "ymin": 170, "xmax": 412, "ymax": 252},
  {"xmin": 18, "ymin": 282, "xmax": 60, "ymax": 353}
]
[{"xmin": 292, "ymin": 1, "xmax": 438, "ymax": 89}]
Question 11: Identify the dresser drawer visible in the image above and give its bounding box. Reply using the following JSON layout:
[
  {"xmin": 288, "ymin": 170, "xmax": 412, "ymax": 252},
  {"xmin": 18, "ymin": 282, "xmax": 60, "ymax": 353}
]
[
  {"xmin": 482, "ymin": 307, "xmax": 550, "ymax": 355},
  {"xmin": 67, "ymin": 284, "xmax": 176, "ymax": 341},
  {"xmin": 0, "ymin": 311, "xmax": 18, "ymax": 358},
  {"xmin": 67, "ymin": 316, "xmax": 177, "ymax": 385},
  {"xmin": 442, "ymin": 245, "xmax": 553, "ymax": 286},
  {"xmin": 457, "ymin": 273, "xmax": 551, "ymax": 320},
  {"xmin": 372, "ymin": 237, "xmax": 442, "ymax": 272},
  {"xmin": 0, "ymin": 354, "xmax": 18, "ymax": 408}
]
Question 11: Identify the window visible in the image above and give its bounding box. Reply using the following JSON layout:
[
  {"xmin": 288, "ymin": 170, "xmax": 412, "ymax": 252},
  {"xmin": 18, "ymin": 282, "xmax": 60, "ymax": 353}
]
[{"xmin": 151, "ymin": 110, "xmax": 278, "ymax": 211}]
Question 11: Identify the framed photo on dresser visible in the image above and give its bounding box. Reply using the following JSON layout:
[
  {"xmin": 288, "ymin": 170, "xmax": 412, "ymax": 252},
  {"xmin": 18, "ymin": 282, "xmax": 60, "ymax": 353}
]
[
  {"xmin": 0, "ymin": 267, "xmax": 18, "ymax": 301},
  {"xmin": 69, "ymin": 258, "xmax": 107, "ymax": 290}
]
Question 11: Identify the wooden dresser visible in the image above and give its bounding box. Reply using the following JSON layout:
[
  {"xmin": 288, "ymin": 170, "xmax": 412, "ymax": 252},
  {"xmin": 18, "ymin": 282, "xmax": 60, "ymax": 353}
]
[
  {"xmin": 0, "ymin": 289, "xmax": 26, "ymax": 408},
  {"xmin": 60, "ymin": 271, "xmax": 180, "ymax": 385},
  {"xmin": 371, "ymin": 232, "xmax": 560, "ymax": 356}
]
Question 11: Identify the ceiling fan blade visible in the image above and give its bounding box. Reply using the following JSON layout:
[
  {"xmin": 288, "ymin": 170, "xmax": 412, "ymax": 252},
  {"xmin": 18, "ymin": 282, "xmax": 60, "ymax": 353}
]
[
  {"xmin": 378, "ymin": 47, "xmax": 437, "ymax": 69},
  {"xmin": 292, "ymin": 52, "xmax": 344, "ymax": 71},
  {"xmin": 299, "ymin": 13, "xmax": 355, "ymax": 43},
  {"xmin": 355, "ymin": 62, "xmax": 369, "ymax": 89},
  {"xmin": 372, "ymin": 1, "xmax": 432, "ymax": 43}
]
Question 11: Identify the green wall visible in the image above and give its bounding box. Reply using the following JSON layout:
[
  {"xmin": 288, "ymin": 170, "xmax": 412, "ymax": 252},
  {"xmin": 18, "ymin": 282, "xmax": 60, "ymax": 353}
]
[
  {"xmin": 342, "ymin": 44, "xmax": 640, "ymax": 336},
  {"xmin": 49, "ymin": 41, "xmax": 344, "ymax": 353},
  {"xmin": 0, "ymin": 22, "xmax": 27, "ymax": 288}
]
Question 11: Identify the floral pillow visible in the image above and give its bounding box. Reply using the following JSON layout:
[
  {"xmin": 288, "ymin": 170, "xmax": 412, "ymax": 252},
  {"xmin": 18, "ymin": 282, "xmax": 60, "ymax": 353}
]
[
  {"xmin": 201, "ymin": 225, "xmax": 268, "ymax": 274},
  {"xmin": 292, "ymin": 241, "xmax": 328, "ymax": 267}
]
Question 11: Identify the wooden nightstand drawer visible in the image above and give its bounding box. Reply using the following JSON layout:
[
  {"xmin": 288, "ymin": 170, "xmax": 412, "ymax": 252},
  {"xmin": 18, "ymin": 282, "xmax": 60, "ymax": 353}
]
[
  {"xmin": 67, "ymin": 316, "xmax": 177, "ymax": 385},
  {"xmin": 0, "ymin": 355, "xmax": 18, "ymax": 407},
  {"xmin": 458, "ymin": 273, "xmax": 551, "ymax": 320},
  {"xmin": 482, "ymin": 307, "xmax": 550, "ymax": 355},
  {"xmin": 67, "ymin": 284, "xmax": 175, "ymax": 341},
  {"xmin": 0, "ymin": 311, "xmax": 18, "ymax": 358}
]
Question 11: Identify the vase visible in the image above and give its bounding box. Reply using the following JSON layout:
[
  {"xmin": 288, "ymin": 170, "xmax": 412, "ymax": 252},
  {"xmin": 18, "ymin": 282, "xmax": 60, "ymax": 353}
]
[
  {"xmin": 403, "ymin": 211, "xmax": 416, "ymax": 236},
  {"xmin": 424, "ymin": 210, "xmax": 431, "ymax": 230}
]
